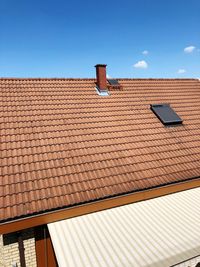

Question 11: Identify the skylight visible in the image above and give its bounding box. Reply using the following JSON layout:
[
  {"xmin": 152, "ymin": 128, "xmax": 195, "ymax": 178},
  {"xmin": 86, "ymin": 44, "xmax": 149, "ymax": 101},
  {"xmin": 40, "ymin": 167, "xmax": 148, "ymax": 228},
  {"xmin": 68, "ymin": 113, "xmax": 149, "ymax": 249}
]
[
  {"xmin": 150, "ymin": 104, "xmax": 183, "ymax": 126},
  {"xmin": 107, "ymin": 79, "xmax": 120, "ymax": 86}
]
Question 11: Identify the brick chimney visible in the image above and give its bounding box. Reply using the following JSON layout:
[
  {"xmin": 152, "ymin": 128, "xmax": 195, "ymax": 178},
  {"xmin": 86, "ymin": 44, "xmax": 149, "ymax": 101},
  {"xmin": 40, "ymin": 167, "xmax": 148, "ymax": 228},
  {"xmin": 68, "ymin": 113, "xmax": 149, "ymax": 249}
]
[{"xmin": 95, "ymin": 64, "xmax": 107, "ymax": 91}]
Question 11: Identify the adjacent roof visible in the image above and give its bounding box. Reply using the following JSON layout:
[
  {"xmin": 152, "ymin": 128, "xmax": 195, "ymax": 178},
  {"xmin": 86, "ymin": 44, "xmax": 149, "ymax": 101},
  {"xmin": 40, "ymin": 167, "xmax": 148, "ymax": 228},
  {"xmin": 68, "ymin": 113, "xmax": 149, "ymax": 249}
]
[
  {"xmin": 1, "ymin": 78, "xmax": 200, "ymax": 222},
  {"xmin": 48, "ymin": 187, "xmax": 200, "ymax": 267}
]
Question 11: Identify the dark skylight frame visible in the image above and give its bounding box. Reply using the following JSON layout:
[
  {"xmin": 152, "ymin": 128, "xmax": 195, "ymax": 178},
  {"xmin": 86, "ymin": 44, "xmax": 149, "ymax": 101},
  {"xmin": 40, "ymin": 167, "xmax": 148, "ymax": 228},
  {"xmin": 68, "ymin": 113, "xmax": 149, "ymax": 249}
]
[
  {"xmin": 107, "ymin": 79, "xmax": 120, "ymax": 86},
  {"xmin": 150, "ymin": 104, "xmax": 183, "ymax": 126}
]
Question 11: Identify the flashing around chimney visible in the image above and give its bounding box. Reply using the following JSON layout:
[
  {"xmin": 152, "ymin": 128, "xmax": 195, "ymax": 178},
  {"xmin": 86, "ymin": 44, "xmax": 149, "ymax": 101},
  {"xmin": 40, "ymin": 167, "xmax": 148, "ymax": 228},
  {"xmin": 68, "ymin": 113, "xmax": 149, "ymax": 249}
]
[{"xmin": 96, "ymin": 87, "xmax": 110, "ymax": 96}]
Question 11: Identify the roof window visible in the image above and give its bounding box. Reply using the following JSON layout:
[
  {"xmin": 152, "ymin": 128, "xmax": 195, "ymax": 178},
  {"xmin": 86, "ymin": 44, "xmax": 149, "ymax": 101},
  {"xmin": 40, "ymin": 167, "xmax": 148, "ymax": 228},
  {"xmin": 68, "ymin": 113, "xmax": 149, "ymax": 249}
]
[
  {"xmin": 107, "ymin": 79, "xmax": 120, "ymax": 86},
  {"xmin": 150, "ymin": 104, "xmax": 183, "ymax": 126}
]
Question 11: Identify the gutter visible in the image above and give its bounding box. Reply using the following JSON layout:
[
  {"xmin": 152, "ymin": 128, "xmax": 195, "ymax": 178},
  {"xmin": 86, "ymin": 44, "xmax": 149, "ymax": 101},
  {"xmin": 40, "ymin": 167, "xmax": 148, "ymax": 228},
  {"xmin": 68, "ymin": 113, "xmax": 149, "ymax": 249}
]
[{"xmin": 0, "ymin": 177, "xmax": 200, "ymax": 234}]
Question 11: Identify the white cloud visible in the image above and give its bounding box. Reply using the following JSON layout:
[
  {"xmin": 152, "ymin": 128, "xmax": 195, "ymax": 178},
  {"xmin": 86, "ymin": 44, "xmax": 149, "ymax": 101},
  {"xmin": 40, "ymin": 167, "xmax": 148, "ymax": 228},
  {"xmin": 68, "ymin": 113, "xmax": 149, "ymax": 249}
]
[
  {"xmin": 184, "ymin": 46, "xmax": 196, "ymax": 53},
  {"xmin": 106, "ymin": 74, "xmax": 112, "ymax": 78},
  {"xmin": 177, "ymin": 69, "xmax": 186, "ymax": 74},
  {"xmin": 134, "ymin": 60, "xmax": 148, "ymax": 69},
  {"xmin": 142, "ymin": 50, "xmax": 149, "ymax": 55}
]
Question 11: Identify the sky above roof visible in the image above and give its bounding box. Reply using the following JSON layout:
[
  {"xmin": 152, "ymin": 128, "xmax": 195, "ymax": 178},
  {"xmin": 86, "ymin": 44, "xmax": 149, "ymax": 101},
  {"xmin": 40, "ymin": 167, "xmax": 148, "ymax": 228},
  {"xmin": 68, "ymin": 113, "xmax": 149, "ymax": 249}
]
[{"xmin": 0, "ymin": 0, "xmax": 199, "ymax": 78}]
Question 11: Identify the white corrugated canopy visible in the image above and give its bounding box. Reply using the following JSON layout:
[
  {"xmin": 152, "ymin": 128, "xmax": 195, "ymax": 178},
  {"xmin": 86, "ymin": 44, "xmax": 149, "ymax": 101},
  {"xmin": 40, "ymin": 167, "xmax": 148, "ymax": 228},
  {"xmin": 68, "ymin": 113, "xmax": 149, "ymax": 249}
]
[{"xmin": 48, "ymin": 187, "xmax": 200, "ymax": 267}]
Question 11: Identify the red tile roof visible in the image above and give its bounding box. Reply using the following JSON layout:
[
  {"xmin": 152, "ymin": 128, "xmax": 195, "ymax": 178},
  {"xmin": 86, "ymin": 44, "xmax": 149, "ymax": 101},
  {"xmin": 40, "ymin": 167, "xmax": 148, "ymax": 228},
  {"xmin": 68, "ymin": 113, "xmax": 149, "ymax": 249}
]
[{"xmin": 1, "ymin": 78, "xmax": 200, "ymax": 222}]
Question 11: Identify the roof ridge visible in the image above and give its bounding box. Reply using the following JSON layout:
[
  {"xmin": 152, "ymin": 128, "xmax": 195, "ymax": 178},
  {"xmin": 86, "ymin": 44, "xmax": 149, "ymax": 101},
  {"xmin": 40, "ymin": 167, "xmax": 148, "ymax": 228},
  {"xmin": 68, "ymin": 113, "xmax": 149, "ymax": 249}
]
[
  {"xmin": 0, "ymin": 78, "xmax": 96, "ymax": 81},
  {"xmin": 0, "ymin": 77, "xmax": 198, "ymax": 81}
]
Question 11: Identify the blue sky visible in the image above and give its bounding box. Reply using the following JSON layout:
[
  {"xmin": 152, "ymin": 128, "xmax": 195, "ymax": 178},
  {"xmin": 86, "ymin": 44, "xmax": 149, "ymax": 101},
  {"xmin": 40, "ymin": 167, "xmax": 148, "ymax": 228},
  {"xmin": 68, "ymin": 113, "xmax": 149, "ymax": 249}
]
[{"xmin": 0, "ymin": 0, "xmax": 199, "ymax": 78}]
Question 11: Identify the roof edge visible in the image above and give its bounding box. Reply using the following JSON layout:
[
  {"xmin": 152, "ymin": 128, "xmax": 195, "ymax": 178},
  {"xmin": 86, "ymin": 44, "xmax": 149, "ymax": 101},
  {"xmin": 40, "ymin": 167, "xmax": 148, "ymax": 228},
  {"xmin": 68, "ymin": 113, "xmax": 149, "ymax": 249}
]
[{"xmin": 1, "ymin": 177, "xmax": 200, "ymax": 234}]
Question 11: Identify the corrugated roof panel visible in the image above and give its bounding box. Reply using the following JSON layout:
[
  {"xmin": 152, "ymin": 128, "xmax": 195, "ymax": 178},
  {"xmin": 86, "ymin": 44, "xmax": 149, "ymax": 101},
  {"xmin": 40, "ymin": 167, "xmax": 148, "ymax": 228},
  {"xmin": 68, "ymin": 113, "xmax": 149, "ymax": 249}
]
[{"xmin": 48, "ymin": 187, "xmax": 200, "ymax": 267}]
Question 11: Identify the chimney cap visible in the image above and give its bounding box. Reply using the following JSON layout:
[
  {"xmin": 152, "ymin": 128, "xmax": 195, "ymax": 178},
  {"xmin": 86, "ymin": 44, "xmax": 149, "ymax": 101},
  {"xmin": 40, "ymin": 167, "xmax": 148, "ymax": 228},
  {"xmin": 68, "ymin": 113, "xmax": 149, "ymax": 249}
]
[{"xmin": 95, "ymin": 64, "xmax": 107, "ymax": 68}]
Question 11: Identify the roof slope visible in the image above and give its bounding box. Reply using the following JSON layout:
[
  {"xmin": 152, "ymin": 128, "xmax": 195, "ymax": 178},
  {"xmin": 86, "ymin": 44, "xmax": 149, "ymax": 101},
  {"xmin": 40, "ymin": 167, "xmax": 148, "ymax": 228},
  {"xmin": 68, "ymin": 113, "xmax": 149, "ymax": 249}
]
[{"xmin": 1, "ymin": 78, "xmax": 200, "ymax": 222}]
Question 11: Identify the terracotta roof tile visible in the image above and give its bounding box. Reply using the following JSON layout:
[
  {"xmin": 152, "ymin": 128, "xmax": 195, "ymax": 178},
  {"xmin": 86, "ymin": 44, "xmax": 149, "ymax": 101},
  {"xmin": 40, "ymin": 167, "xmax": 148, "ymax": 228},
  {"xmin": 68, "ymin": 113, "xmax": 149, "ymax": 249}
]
[{"xmin": 1, "ymin": 78, "xmax": 200, "ymax": 221}]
